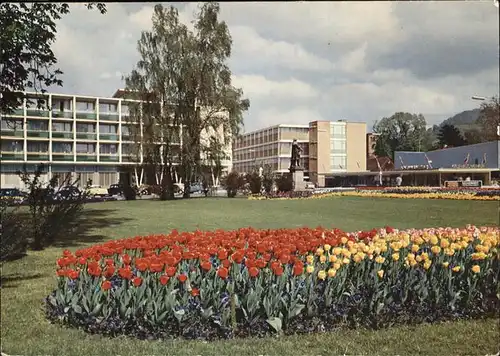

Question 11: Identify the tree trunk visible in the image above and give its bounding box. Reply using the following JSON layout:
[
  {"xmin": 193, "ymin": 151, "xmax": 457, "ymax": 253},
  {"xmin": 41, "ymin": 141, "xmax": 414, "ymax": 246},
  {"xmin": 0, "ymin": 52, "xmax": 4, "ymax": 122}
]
[{"xmin": 160, "ymin": 165, "xmax": 175, "ymax": 200}]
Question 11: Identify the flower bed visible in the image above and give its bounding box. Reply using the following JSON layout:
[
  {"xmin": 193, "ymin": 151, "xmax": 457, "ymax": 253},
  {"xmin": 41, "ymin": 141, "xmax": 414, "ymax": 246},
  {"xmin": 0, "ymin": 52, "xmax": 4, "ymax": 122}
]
[{"xmin": 46, "ymin": 225, "xmax": 499, "ymax": 340}]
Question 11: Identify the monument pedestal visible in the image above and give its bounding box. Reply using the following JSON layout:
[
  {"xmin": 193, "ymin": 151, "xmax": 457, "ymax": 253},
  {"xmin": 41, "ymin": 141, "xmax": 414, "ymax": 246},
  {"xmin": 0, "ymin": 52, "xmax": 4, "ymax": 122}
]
[{"xmin": 291, "ymin": 168, "xmax": 307, "ymax": 191}]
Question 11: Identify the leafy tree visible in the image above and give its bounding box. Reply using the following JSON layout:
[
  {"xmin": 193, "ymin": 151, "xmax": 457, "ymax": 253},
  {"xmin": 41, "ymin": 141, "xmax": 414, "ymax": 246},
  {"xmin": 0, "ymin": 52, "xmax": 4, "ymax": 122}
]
[
  {"xmin": 178, "ymin": 3, "xmax": 250, "ymax": 198},
  {"xmin": 477, "ymin": 96, "xmax": 500, "ymax": 142},
  {"xmin": 373, "ymin": 112, "xmax": 428, "ymax": 159},
  {"xmin": 222, "ymin": 171, "xmax": 244, "ymax": 198},
  {"xmin": 437, "ymin": 124, "xmax": 467, "ymax": 148},
  {"xmin": 463, "ymin": 128, "xmax": 484, "ymax": 145},
  {"xmin": 126, "ymin": 3, "xmax": 249, "ymax": 198},
  {"xmin": 0, "ymin": 3, "xmax": 106, "ymax": 118},
  {"xmin": 261, "ymin": 164, "xmax": 274, "ymax": 194},
  {"xmin": 125, "ymin": 4, "xmax": 249, "ymax": 200},
  {"xmin": 246, "ymin": 171, "xmax": 262, "ymax": 195}
]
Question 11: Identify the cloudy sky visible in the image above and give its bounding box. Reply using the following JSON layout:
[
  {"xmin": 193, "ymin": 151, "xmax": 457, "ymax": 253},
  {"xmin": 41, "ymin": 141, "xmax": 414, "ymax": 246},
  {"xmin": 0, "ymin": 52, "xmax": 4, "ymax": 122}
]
[{"xmin": 51, "ymin": 2, "xmax": 499, "ymax": 132}]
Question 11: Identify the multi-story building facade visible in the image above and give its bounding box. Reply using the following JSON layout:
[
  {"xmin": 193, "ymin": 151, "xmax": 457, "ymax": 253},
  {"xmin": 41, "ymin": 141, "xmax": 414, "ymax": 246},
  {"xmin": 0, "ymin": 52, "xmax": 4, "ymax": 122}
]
[
  {"xmin": 0, "ymin": 91, "xmax": 232, "ymax": 189},
  {"xmin": 232, "ymin": 124, "xmax": 310, "ymax": 177},
  {"xmin": 232, "ymin": 120, "xmax": 367, "ymax": 186},
  {"xmin": 308, "ymin": 120, "xmax": 366, "ymax": 186}
]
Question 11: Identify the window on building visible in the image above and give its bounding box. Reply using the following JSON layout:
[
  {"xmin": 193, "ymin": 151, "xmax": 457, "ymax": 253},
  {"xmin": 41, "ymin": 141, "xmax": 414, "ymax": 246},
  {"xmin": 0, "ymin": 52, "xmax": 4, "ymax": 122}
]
[
  {"xmin": 52, "ymin": 143, "xmax": 73, "ymax": 153},
  {"xmin": 99, "ymin": 144, "xmax": 117, "ymax": 154},
  {"xmin": 27, "ymin": 142, "xmax": 49, "ymax": 152},
  {"xmin": 76, "ymin": 123, "xmax": 95, "ymax": 133},
  {"xmin": 52, "ymin": 122, "xmax": 72, "ymax": 132},
  {"xmin": 99, "ymin": 124, "xmax": 117, "ymax": 134},
  {"xmin": 331, "ymin": 156, "xmax": 346, "ymax": 169},
  {"xmin": 331, "ymin": 139, "xmax": 346, "ymax": 153},
  {"xmin": 27, "ymin": 120, "xmax": 48, "ymax": 131},
  {"xmin": 99, "ymin": 102, "xmax": 118, "ymax": 113},
  {"xmin": 1, "ymin": 140, "xmax": 23, "ymax": 152},
  {"xmin": 121, "ymin": 104, "xmax": 130, "ymax": 116},
  {"xmin": 76, "ymin": 143, "xmax": 96, "ymax": 154},
  {"xmin": 75, "ymin": 101, "xmax": 95, "ymax": 112},
  {"xmin": 52, "ymin": 99, "xmax": 72, "ymax": 111}
]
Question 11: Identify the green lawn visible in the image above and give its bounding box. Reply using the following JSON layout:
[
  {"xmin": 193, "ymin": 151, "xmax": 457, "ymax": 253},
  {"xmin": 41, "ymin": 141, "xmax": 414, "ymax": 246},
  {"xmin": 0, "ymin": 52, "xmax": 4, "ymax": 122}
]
[{"xmin": 1, "ymin": 197, "xmax": 499, "ymax": 355}]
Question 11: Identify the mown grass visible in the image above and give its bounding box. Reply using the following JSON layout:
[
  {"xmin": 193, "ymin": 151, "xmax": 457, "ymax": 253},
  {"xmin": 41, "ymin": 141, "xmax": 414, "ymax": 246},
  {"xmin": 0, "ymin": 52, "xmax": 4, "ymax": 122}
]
[{"xmin": 1, "ymin": 197, "xmax": 499, "ymax": 355}]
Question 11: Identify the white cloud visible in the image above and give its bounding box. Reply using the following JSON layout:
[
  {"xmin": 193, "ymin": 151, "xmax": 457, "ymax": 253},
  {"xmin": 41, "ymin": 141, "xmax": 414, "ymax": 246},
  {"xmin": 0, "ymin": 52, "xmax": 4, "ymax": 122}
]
[
  {"xmin": 232, "ymin": 75, "xmax": 319, "ymax": 100},
  {"xmin": 47, "ymin": 2, "xmax": 499, "ymax": 132}
]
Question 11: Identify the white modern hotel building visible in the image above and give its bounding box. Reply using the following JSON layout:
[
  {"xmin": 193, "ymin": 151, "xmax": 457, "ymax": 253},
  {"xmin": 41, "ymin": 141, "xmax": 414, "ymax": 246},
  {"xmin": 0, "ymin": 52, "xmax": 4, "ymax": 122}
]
[{"xmin": 0, "ymin": 90, "xmax": 232, "ymax": 189}]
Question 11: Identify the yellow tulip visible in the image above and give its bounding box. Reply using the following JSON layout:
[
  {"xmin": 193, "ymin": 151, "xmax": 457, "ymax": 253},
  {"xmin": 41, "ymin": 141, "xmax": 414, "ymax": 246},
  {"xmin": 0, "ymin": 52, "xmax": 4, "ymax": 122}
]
[
  {"xmin": 407, "ymin": 253, "xmax": 416, "ymax": 260},
  {"xmin": 333, "ymin": 247, "xmax": 342, "ymax": 256},
  {"xmin": 442, "ymin": 262, "xmax": 449, "ymax": 268},
  {"xmin": 306, "ymin": 265, "xmax": 315, "ymax": 273},
  {"xmin": 452, "ymin": 266, "xmax": 461, "ymax": 272},
  {"xmin": 342, "ymin": 257, "xmax": 350, "ymax": 265},
  {"xmin": 444, "ymin": 248, "xmax": 455, "ymax": 256},
  {"xmin": 341, "ymin": 237, "xmax": 348, "ymax": 244},
  {"xmin": 319, "ymin": 255, "xmax": 327, "ymax": 263},
  {"xmin": 377, "ymin": 270, "xmax": 384, "ymax": 278},
  {"xmin": 430, "ymin": 235, "xmax": 439, "ymax": 245},
  {"xmin": 423, "ymin": 260, "xmax": 432, "ymax": 270},
  {"xmin": 472, "ymin": 252, "xmax": 486, "ymax": 260},
  {"xmin": 471, "ymin": 265, "xmax": 480, "ymax": 274},
  {"xmin": 333, "ymin": 262, "xmax": 341, "ymax": 270},
  {"xmin": 415, "ymin": 255, "xmax": 423, "ymax": 263},
  {"xmin": 327, "ymin": 268, "xmax": 336, "ymax": 278},
  {"xmin": 431, "ymin": 245, "xmax": 441, "ymax": 255},
  {"xmin": 316, "ymin": 247, "xmax": 324, "ymax": 256},
  {"xmin": 440, "ymin": 239, "xmax": 450, "ymax": 248},
  {"xmin": 317, "ymin": 270, "xmax": 327, "ymax": 280},
  {"xmin": 306, "ymin": 255, "xmax": 314, "ymax": 264},
  {"xmin": 411, "ymin": 244, "xmax": 420, "ymax": 253},
  {"xmin": 392, "ymin": 253, "xmax": 400, "ymax": 261},
  {"xmin": 324, "ymin": 244, "xmax": 331, "ymax": 252}
]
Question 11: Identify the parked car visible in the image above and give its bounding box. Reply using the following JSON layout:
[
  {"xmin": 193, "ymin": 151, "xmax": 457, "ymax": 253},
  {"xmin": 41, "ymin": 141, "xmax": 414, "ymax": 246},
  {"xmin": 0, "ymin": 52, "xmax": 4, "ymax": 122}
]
[
  {"xmin": 54, "ymin": 186, "xmax": 82, "ymax": 201},
  {"xmin": 108, "ymin": 183, "xmax": 124, "ymax": 196},
  {"xmin": 0, "ymin": 188, "xmax": 26, "ymax": 204},
  {"xmin": 305, "ymin": 182, "xmax": 315, "ymax": 189},
  {"xmin": 189, "ymin": 183, "xmax": 203, "ymax": 194},
  {"xmin": 87, "ymin": 185, "xmax": 109, "ymax": 197}
]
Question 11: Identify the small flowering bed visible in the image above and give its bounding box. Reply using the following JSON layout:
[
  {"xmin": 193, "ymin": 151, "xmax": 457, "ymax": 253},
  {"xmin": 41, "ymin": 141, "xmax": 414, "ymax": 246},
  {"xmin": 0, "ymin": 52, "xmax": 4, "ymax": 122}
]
[
  {"xmin": 248, "ymin": 187, "xmax": 500, "ymax": 201},
  {"xmin": 47, "ymin": 226, "xmax": 499, "ymax": 340}
]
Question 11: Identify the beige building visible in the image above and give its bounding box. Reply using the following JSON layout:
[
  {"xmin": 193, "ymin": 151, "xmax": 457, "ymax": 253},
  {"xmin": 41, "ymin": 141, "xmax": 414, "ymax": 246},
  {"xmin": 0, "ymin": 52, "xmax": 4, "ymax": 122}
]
[
  {"xmin": 232, "ymin": 120, "xmax": 367, "ymax": 187},
  {"xmin": 308, "ymin": 120, "xmax": 367, "ymax": 187},
  {"xmin": 232, "ymin": 124, "xmax": 310, "ymax": 176}
]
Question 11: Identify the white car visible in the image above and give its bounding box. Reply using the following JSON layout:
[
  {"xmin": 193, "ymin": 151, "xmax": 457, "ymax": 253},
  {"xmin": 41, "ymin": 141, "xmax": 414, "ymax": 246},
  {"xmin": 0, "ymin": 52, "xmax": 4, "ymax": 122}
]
[
  {"xmin": 305, "ymin": 182, "xmax": 315, "ymax": 189},
  {"xmin": 87, "ymin": 185, "xmax": 109, "ymax": 197}
]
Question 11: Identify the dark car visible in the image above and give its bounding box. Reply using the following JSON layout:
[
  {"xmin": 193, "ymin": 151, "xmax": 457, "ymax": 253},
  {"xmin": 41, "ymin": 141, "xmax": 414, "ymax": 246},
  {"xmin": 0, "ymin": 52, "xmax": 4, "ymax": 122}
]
[
  {"xmin": 54, "ymin": 186, "xmax": 82, "ymax": 201},
  {"xmin": 0, "ymin": 188, "xmax": 26, "ymax": 204},
  {"xmin": 108, "ymin": 183, "xmax": 124, "ymax": 196}
]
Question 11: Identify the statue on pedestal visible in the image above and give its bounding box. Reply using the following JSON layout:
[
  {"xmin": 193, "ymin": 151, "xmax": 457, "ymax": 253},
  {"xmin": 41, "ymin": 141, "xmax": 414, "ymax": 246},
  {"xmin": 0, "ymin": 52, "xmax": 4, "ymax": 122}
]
[{"xmin": 289, "ymin": 139, "xmax": 302, "ymax": 172}]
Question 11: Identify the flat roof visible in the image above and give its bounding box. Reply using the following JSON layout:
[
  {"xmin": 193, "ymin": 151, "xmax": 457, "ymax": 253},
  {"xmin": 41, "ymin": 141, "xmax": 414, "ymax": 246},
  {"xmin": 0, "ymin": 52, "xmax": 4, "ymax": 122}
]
[{"xmin": 323, "ymin": 167, "xmax": 498, "ymax": 177}]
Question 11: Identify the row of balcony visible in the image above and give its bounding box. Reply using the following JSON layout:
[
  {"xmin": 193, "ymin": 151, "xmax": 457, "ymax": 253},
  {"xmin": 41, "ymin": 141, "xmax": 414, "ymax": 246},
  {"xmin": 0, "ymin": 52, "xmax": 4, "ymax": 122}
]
[
  {"xmin": 0, "ymin": 152, "xmax": 135, "ymax": 163},
  {"xmin": 1, "ymin": 129, "xmax": 135, "ymax": 142},
  {"xmin": 9, "ymin": 109, "xmax": 127, "ymax": 121}
]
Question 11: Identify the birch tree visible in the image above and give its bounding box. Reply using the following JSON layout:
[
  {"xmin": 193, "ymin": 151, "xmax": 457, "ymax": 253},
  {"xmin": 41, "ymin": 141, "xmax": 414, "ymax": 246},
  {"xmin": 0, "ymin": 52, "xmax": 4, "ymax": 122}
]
[{"xmin": 125, "ymin": 3, "xmax": 249, "ymax": 199}]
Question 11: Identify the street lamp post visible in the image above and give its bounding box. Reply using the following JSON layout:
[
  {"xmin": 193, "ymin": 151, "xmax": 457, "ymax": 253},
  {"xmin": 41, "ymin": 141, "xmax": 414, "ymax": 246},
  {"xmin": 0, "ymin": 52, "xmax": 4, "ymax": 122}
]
[{"xmin": 472, "ymin": 95, "xmax": 500, "ymax": 137}]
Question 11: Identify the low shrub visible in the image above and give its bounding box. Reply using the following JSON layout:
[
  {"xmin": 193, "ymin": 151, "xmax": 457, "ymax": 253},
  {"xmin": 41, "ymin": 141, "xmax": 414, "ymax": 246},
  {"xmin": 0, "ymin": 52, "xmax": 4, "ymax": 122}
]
[
  {"xmin": 245, "ymin": 172, "xmax": 262, "ymax": 195},
  {"xmin": 222, "ymin": 171, "xmax": 245, "ymax": 198},
  {"xmin": 275, "ymin": 174, "xmax": 293, "ymax": 193},
  {"xmin": 47, "ymin": 225, "xmax": 499, "ymax": 340}
]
